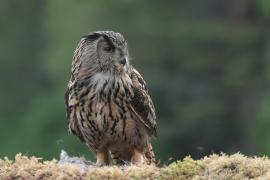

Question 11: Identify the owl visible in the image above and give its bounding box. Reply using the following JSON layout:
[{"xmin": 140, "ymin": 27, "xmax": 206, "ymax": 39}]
[{"xmin": 65, "ymin": 31, "xmax": 157, "ymax": 166}]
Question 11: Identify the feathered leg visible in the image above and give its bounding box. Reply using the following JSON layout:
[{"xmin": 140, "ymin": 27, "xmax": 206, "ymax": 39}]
[
  {"xmin": 96, "ymin": 150, "xmax": 109, "ymax": 166},
  {"xmin": 144, "ymin": 143, "xmax": 155, "ymax": 165},
  {"xmin": 131, "ymin": 149, "xmax": 145, "ymax": 164}
]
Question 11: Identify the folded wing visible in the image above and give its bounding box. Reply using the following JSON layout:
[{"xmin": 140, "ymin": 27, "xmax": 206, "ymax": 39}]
[{"xmin": 129, "ymin": 67, "xmax": 157, "ymax": 137}]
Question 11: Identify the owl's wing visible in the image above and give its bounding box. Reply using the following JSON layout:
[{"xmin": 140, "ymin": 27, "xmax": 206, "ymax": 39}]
[
  {"xmin": 129, "ymin": 67, "xmax": 157, "ymax": 137},
  {"xmin": 64, "ymin": 87, "xmax": 85, "ymax": 143}
]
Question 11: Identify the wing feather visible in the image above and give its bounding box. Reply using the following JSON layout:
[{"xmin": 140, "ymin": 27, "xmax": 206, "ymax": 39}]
[
  {"xmin": 129, "ymin": 67, "xmax": 157, "ymax": 137},
  {"xmin": 64, "ymin": 87, "xmax": 85, "ymax": 142}
]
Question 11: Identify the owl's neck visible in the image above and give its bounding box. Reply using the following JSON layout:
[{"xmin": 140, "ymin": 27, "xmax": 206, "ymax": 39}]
[
  {"xmin": 90, "ymin": 71, "xmax": 128, "ymax": 88},
  {"xmin": 69, "ymin": 69, "xmax": 134, "ymax": 102},
  {"xmin": 72, "ymin": 64, "xmax": 132, "ymax": 91}
]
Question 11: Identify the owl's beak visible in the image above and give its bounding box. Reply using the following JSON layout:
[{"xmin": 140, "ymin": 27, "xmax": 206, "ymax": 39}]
[{"xmin": 119, "ymin": 58, "xmax": 126, "ymax": 65}]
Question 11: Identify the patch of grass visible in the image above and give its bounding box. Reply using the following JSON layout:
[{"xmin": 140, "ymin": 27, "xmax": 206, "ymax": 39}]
[{"xmin": 1, "ymin": 153, "xmax": 270, "ymax": 179}]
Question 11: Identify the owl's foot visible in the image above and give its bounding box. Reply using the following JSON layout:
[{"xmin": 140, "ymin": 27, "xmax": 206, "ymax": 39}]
[
  {"xmin": 131, "ymin": 149, "xmax": 145, "ymax": 165},
  {"xmin": 96, "ymin": 151, "xmax": 109, "ymax": 166}
]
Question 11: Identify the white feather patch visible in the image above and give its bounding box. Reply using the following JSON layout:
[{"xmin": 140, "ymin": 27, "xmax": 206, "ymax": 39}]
[{"xmin": 90, "ymin": 72, "xmax": 119, "ymax": 90}]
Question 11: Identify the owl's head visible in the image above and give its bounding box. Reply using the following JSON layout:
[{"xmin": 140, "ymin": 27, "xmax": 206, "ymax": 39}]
[{"xmin": 75, "ymin": 31, "xmax": 129, "ymax": 76}]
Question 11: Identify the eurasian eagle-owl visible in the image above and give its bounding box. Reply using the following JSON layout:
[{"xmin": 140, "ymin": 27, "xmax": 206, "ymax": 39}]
[{"xmin": 65, "ymin": 31, "xmax": 157, "ymax": 165}]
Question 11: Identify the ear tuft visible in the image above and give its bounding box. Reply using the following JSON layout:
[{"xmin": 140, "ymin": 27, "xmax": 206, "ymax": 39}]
[{"xmin": 81, "ymin": 33, "xmax": 101, "ymax": 41}]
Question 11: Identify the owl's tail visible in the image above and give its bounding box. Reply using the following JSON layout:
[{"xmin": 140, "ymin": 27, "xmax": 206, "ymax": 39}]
[{"xmin": 144, "ymin": 143, "xmax": 156, "ymax": 165}]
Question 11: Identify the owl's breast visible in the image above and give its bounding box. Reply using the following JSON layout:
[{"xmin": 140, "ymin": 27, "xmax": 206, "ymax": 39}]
[
  {"xmin": 70, "ymin": 71, "xmax": 148, "ymax": 150},
  {"xmin": 84, "ymin": 72, "xmax": 145, "ymax": 141}
]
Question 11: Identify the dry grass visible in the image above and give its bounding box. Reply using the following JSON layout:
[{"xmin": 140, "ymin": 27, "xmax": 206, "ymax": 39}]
[{"xmin": 1, "ymin": 153, "xmax": 270, "ymax": 179}]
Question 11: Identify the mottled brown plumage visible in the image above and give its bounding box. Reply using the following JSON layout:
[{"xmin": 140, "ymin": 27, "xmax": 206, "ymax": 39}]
[{"xmin": 65, "ymin": 31, "xmax": 157, "ymax": 165}]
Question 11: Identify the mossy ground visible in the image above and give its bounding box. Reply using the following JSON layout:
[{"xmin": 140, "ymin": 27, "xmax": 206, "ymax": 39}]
[{"xmin": 1, "ymin": 153, "xmax": 270, "ymax": 179}]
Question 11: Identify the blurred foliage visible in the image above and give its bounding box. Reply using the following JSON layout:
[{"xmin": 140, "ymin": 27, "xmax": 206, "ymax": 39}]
[
  {"xmin": 0, "ymin": 0, "xmax": 270, "ymax": 162},
  {"xmin": 258, "ymin": 0, "xmax": 270, "ymax": 16}
]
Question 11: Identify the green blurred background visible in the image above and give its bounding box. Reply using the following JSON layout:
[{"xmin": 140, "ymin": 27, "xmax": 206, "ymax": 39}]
[{"xmin": 1, "ymin": 0, "xmax": 270, "ymax": 162}]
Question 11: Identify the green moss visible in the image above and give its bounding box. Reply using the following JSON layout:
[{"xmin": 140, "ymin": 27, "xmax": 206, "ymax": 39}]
[
  {"xmin": 160, "ymin": 156, "xmax": 205, "ymax": 179},
  {"xmin": 1, "ymin": 153, "xmax": 270, "ymax": 179}
]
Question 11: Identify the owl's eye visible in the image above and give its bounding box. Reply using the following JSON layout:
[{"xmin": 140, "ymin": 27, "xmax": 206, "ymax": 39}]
[{"xmin": 103, "ymin": 46, "xmax": 114, "ymax": 52}]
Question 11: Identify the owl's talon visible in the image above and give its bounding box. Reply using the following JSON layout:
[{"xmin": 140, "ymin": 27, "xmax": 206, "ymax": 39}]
[{"xmin": 95, "ymin": 162, "xmax": 106, "ymax": 167}]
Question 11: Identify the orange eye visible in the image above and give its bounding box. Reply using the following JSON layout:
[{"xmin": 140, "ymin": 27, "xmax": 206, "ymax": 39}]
[{"xmin": 103, "ymin": 46, "xmax": 113, "ymax": 52}]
